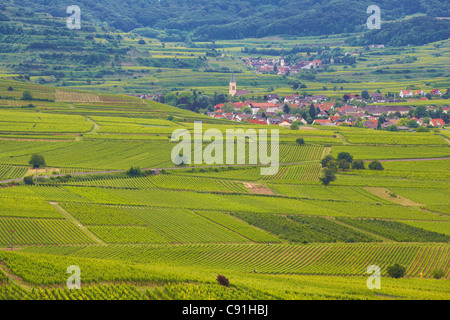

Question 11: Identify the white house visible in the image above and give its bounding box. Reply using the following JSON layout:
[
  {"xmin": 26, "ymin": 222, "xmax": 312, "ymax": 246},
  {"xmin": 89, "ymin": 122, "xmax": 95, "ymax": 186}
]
[{"xmin": 399, "ymin": 90, "xmax": 413, "ymax": 98}]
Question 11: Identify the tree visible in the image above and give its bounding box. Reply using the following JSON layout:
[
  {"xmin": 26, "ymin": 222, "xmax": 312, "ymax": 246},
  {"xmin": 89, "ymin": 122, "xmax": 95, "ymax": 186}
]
[
  {"xmin": 222, "ymin": 103, "xmax": 235, "ymax": 113},
  {"xmin": 22, "ymin": 91, "xmax": 33, "ymax": 100},
  {"xmin": 242, "ymin": 106, "xmax": 252, "ymax": 114},
  {"xmin": 408, "ymin": 119, "xmax": 419, "ymax": 129},
  {"xmin": 29, "ymin": 154, "xmax": 45, "ymax": 169},
  {"xmin": 295, "ymin": 138, "xmax": 304, "ymax": 145},
  {"xmin": 352, "ymin": 160, "xmax": 365, "ymax": 170},
  {"xmin": 397, "ymin": 118, "xmax": 410, "ymax": 127},
  {"xmin": 320, "ymin": 169, "xmax": 336, "ymax": 186},
  {"xmin": 321, "ymin": 155, "xmax": 335, "ymax": 168},
  {"xmin": 308, "ymin": 104, "xmax": 316, "ymax": 119},
  {"xmin": 361, "ymin": 90, "xmax": 370, "ymax": 100},
  {"xmin": 23, "ymin": 175, "xmax": 34, "ymax": 185},
  {"xmin": 290, "ymin": 123, "xmax": 299, "ymax": 130},
  {"xmin": 164, "ymin": 92, "xmax": 178, "ymax": 106},
  {"xmin": 338, "ymin": 160, "xmax": 350, "ymax": 171},
  {"xmin": 387, "ymin": 124, "xmax": 398, "ymax": 131},
  {"xmin": 386, "ymin": 264, "xmax": 406, "ymax": 279},
  {"xmin": 368, "ymin": 160, "xmax": 384, "ymax": 171},
  {"xmin": 377, "ymin": 114, "xmax": 385, "ymax": 130},
  {"xmin": 354, "ymin": 118, "xmax": 364, "ymax": 128},
  {"xmin": 283, "ymin": 104, "xmax": 291, "ymax": 114},
  {"xmin": 414, "ymin": 105, "xmax": 429, "ymax": 118},
  {"xmin": 337, "ymin": 152, "xmax": 353, "ymax": 163}
]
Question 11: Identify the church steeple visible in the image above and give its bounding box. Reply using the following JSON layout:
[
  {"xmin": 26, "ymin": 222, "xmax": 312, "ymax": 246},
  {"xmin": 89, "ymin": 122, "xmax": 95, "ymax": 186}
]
[{"xmin": 229, "ymin": 72, "xmax": 236, "ymax": 96}]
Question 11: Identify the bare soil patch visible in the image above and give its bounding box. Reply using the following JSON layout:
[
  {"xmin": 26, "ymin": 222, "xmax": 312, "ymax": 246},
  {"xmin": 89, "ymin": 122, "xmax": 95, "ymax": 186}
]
[
  {"xmin": 243, "ymin": 182, "xmax": 274, "ymax": 195},
  {"xmin": 26, "ymin": 167, "xmax": 60, "ymax": 176},
  {"xmin": 365, "ymin": 187, "xmax": 423, "ymax": 206}
]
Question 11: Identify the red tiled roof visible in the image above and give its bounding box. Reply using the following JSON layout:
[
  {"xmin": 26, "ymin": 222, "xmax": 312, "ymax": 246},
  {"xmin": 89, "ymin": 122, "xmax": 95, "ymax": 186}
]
[
  {"xmin": 431, "ymin": 119, "xmax": 445, "ymax": 126},
  {"xmin": 330, "ymin": 116, "xmax": 340, "ymax": 121},
  {"xmin": 250, "ymin": 103, "xmax": 278, "ymax": 108},
  {"xmin": 313, "ymin": 119, "xmax": 332, "ymax": 124},
  {"xmin": 233, "ymin": 102, "xmax": 248, "ymax": 108},
  {"xmin": 246, "ymin": 119, "xmax": 268, "ymax": 125}
]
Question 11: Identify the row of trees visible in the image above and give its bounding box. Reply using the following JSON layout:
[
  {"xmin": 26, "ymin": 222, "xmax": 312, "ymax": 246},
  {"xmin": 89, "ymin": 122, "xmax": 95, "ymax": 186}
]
[{"xmin": 319, "ymin": 152, "xmax": 384, "ymax": 186}]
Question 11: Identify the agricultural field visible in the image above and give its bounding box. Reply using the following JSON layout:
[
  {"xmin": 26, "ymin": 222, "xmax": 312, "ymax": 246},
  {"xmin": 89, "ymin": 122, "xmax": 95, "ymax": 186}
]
[{"xmin": 0, "ymin": 63, "xmax": 448, "ymax": 301}]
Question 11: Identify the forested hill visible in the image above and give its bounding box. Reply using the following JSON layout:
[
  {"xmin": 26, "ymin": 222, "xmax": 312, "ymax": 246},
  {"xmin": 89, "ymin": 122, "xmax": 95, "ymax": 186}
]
[
  {"xmin": 347, "ymin": 16, "xmax": 450, "ymax": 47},
  {"xmin": 1, "ymin": 0, "xmax": 448, "ymax": 40}
]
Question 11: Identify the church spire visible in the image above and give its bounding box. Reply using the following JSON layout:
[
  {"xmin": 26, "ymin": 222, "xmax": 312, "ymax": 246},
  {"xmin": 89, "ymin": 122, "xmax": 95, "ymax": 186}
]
[{"xmin": 229, "ymin": 72, "xmax": 236, "ymax": 96}]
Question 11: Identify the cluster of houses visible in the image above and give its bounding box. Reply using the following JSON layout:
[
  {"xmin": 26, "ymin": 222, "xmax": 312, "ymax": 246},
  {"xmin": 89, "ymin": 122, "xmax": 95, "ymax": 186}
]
[
  {"xmin": 399, "ymin": 89, "xmax": 443, "ymax": 99},
  {"xmin": 209, "ymin": 91, "xmax": 449, "ymax": 129},
  {"xmin": 243, "ymin": 58, "xmax": 323, "ymax": 75}
]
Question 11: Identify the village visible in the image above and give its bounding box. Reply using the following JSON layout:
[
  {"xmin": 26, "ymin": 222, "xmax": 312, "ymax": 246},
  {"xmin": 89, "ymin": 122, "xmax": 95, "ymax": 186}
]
[
  {"xmin": 208, "ymin": 74, "xmax": 449, "ymax": 130},
  {"xmin": 243, "ymin": 57, "xmax": 324, "ymax": 75}
]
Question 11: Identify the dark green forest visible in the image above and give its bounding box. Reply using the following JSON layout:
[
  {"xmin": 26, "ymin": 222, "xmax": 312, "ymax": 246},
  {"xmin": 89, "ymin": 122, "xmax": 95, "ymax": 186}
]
[
  {"xmin": 1, "ymin": 0, "xmax": 449, "ymax": 40},
  {"xmin": 347, "ymin": 16, "xmax": 450, "ymax": 46}
]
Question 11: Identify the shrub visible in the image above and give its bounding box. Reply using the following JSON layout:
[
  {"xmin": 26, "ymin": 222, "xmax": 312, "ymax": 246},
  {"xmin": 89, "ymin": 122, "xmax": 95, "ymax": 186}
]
[
  {"xmin": 431, "ymin": 269, "xmax": 445, "ymax": 279},
  {"xmin": 386, "ymin": 264, "xmax": 406, "ymax": 278},
  {"xmin": 352, "ymin": 159, "xmax": 365, "ymax": 170},
  {"xmin": 319, "ymin": 169, "xmax": 336, "ymax": 186},
  {"xmin": 295, "ymin": 138, "xmax": 304, "ymax": 145},
  {"xmin": 290, "ymin": 123, "xmax": 299, "ymax": 130},
  {"xmin": 387, "ymin": 124, "xmax": 398, "ymax": 132},
  {"xmin": 338, "ymin": 159, "xmax": 350, "ymax": 171},
  {"xmin": 22, "ymin": 91, "xmax": 33, "ymax": 100},
  {"xmin": 416, "ymin": 126, "xmax": 430, "ymax": 132},
  {"xmin": 7, "ymin": 86, "xmax": 13, "ymax": 91},
  {"xmin": 23, "ymin": 175, "xmax": 34, "ymax": 185},
  {"xmin": 217, "ymin": 274, "xmax": 229, "ymax": 287},
  {"xmin": 368, "ymin": 160, "xmax": 384, "ymax": 171},
  {"xmin": 57, "ymin": 174, "xmax": 72, "ymax": 183},
  {"xmin": 126, "ymin": 167, "xmax": 143, "ymax": 177},
  {"xmin": 321, "ymin": 155, "xmax": 335, "ymax": 168},
  {"xmin": 337, "ymin": 152, "xmax": 353, "ymax": 163}
]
